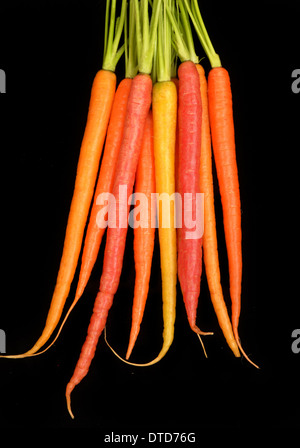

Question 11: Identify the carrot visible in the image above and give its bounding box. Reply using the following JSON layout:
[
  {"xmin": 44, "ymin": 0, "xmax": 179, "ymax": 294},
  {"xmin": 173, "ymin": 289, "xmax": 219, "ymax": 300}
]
[
  {"xmin": 207, "ymin": 67, "xmax": 253, "ymax": 361},
  {"xmin": 24, "ymin": 69, "xmax": 117, "ymax": 356},
  {"xmin": 28, "ymin": 78, "xmax": 133, "ymax": 357},
  {"xmin": 185, "ymin": 0, "xmax": 258, "ymax": 367},
  {"xmin": 2, "ymin": 0, "xmax": 139, "ymax": 360},
  {"xmin": 74, "ymin": 77, "xmax": 133, "ymax": 302},
  {"xmin": 177, "ymin": 60, "xmax": 205, "ymax": 334},
  {"xmin": 150, "ymin": 86, "xmax": 177, "ymax": 363},
  {"xmin": 167, "ymin": 1, "xmax": 212, "ymax": 343},
  {"xmin": 196, "ymin": 63, "xmax": 240, "ymax": 357},
  {"xmin": 126, "ymin": 111, "xmax": 156, "ymax": 360},
  {"xmin": 66, "ymin": 0, "xmax": 161, "ymax": 418},
  {"xmin": 1, "ymin": 1, "xmax": 126, "ymax": 360}
]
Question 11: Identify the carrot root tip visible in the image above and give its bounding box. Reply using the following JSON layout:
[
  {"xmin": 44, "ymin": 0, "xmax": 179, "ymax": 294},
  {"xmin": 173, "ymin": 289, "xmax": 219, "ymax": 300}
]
[
  {"xmin": 197, "ymin": 334, "xmax": 208, "ymax": 359},
  {"xmin": 66, "ymin": 384, "xmax": 75, "ymax": 419},
  {"xmin": 234, "ymin": 330, "xmax": 260, "ymax": 369}
]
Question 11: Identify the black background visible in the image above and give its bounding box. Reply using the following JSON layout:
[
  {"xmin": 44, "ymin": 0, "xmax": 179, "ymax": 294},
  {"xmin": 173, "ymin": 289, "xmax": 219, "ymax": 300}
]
[{"xmin": 0, "ymin": 0, "xmax": 299, "ymax": 437}]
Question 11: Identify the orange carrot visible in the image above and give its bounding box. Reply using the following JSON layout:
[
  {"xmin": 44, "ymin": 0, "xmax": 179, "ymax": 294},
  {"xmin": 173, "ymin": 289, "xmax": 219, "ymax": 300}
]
[
  {"xmin": 185, "ymin": 0, "xmax": 258, "ymax": 367},
  {"xmin": 1, "ymin": 0, "xmax": 126, "ymax": 359},
  {"xmin": 8, "ymin": 1, "xmax": 140, "ymax": 359},
  {"xmin": 27, "ymin": 78, "xmax": 133, "ymax": 356},
  {"xmin": 24, "ymin": 69, "xmax": 116, "ymax": 357},
  {"xmin": 208, "ymin": 67, "xmax": 258, "ymax": 365},
  {"xmin": 75, "ymin": 77, "xmax": 132, "ymax": 303},
  {"xmin": 126, "ymin": 111, "xmax": 156, "ymax": 360},
  {"xmin": 196, "ymin": 63, "xmax": 240, "ymax": 357}
]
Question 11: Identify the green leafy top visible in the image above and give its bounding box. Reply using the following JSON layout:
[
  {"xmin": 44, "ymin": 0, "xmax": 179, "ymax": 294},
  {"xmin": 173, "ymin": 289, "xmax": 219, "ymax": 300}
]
[
  {"xmin": 134, "ymin": 0, "xmax": 162, "ymax": 75},
  {"xmin": 183, "ymin": 0, "xmax": 221, "ymax": 68},
  {"xmin": 124, "ymin": 0, "xmax": 138, "ymax": 78},
  {"xmin": 164, "ymin": 0, "xmax": 198, "ymax": 65},
  {"xmin": 155, "ymin": 0, "xmax": 173, "ymax": 82},
  {"xmin": 102, "ymin": 0, "xmax": 127, "ymax": 72}
]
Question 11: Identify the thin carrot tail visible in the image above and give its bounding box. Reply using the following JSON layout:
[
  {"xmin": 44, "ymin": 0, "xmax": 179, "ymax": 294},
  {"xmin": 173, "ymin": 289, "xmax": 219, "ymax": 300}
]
[
  {"xmin": 232, "ymin": 323, "xmax": 259, "ymax": 369},
  {"xmin": 65, "ymin": 290, "xmax": 114, "ymax": 418},
  {"xmin": 185, "ymin": 297, "xmax": 213, "ymax": 359},
  {"xmin": 104, "ymin": 327, "xmax": 174, "ymax": 368}
]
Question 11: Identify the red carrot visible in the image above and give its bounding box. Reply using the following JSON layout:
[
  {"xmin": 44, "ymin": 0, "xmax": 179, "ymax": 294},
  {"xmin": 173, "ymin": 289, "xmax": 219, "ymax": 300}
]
[
  {"xmin": 177, "ymin": 60, "xmax": 207, "ymax": 334},
  {"xmin": 126, "ymin": 111, "xmax": 156, "ymax": 360},
  {"xmin": 167, "ymin": 2, "xmax": 212, "ymax": 337},
  {"xmin": 65, "ymin": 73, "xmax": 152, "ymax": 417},
  {"xmin": 65, "ymin": 2, "xmax": 162, "ymax": 414}
]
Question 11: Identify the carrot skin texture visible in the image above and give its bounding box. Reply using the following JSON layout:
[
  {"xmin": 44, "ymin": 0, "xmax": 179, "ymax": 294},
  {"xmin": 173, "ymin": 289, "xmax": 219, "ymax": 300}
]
[
  {"xmin": 126, "ymin": 111, "xmax": 156, "ymax": 360},
  {"xmin": 66, "ymin": 74, "xmax": 152, "ymax": 415},
  {"xmin": 75, "ymin": 77, "xmax": 132, "ymax": 301},
  {"xmin": 196, "ymin": 64, "xmax": 240, "ymax": 357},
  {"xmin": 177, "ymin": 61, "xmax": 206, "ymax": 334},
  {"xmin": 26, "ymin": 70, "xmax": 116, "ymax": 355},
  {"xmin": 208, "ymin": 67, "xmax": 257, "ymax": 366}
]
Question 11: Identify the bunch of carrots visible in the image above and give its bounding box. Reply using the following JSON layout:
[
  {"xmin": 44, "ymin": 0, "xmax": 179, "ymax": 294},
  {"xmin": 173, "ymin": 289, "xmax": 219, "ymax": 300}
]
[{"xmin": 1, "ymin": 0, "xmax": 258, "ymax": 418}]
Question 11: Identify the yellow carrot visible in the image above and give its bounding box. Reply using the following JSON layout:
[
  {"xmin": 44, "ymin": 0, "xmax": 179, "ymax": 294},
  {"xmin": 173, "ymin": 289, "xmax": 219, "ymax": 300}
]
[
  {"xmin": 105, "ymin": 80, "xmax": 177, "ymax": 367},
  {"xmin": 151, "ymin": 80, "xmax": 178, "ymax": 361}
]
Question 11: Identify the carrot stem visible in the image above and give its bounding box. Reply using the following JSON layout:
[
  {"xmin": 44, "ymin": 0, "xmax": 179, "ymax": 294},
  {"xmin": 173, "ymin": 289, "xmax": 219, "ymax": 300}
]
[
  {"xmin": 103, "ymin": 0, "xmax": 127, "ymax": 71},
  {"xmin": 183, "ymin": 0, "xmax": 221, "ymax": 68}
]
